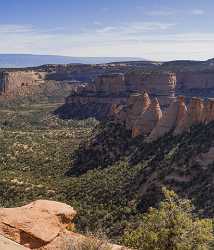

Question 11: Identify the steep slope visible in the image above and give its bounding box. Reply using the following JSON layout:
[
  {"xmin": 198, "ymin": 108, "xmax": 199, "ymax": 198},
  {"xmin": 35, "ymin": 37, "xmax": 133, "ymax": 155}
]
[{"xmin": 64, "ymin": 120, "xmax": 214, "ymax": 238}]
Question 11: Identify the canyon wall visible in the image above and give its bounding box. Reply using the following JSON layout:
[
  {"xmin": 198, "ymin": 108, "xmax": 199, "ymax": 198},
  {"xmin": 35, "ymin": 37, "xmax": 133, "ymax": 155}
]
[
  {"xmin": 125, "ymin": 71, "xmax": 176, "ymax": 107},
  {"xmin": 56, "ymin": 71, "xmax": 176, "ymax": 119},
  {"xmin": 114, "ymin": 92, "xmax": 214, "ymax": 142},
  {"xmin": 176, "ymin": 71, "xmax": 214, "ymax": 98},
  {"xmin": 0, "ymin": 70, "xmax": 46, "ymax": 96}
]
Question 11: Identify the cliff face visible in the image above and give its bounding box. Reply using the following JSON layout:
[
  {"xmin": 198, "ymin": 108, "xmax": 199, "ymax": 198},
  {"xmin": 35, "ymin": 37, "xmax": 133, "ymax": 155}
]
[
  {"xmin": 57, "ymin": 71, "xmax": 176, "ymax": 120},
  {"xmin": 176, "ymin": 71, "xmax": 214, "ymax": 98},
  {"xmin": 0, "ymin": 70, "xmax": 76, "ymax": 100},
  {"xmin": 125, "ymin": 71, "xmax": 176, "ymax": 107},
  {"xmin": 0, "ymin": 71, "xmax": 46, "ymax": 96},
  {"xmin": 110, "ymin": 92, "xmax": 214, "ymax": 142},
  {"xmin": 147, "ymin": 96, "xmax": 214, "ymax": 142}
]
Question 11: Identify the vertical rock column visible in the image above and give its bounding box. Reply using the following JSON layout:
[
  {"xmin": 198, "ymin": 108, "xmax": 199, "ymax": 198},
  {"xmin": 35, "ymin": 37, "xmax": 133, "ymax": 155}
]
[
  {"xmin": 132, "ymin": 97, "xmax": 162, "ymax": 137},
  {"xmin": 173, "ymin": 96, "xmax": 188, "ymax": 135},
  {"xmin": 126, "ymin": 92, "xmax": 151, "ymax": 129},
  {"xmin": 187, "ymin": 97, "xmax": 204, "ymax": 126}
]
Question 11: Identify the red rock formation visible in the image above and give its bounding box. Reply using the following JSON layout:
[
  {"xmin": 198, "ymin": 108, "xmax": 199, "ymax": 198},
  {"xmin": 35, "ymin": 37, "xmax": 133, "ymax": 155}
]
[
  {"xmin": 203, "ymin": 98, "xmax": 214, "ymax": 123},
  {"xmin": 132, "ymin": 97, "xmax": 162, "ymax": 137},
  {"xmin": 0, "ymin": 200, "xmax": 129, "ymax": 250},
  {"xmin": 173, "ymin": 96, "xmax": 188, "ymax": 135},
  {"xmin": 95, "ymin": 73, "xmax": 125, "ymax": 94},
  {"xmin": 187, "ymin": 97, "xmax": 204, "ymax": 126},
  {"xmin": 125, "ymin": 71, "xmax": 176, "ymax": 107},
  {"xmin": 147, "ymin": 100, "xmax": 180, "ymax": 142},
  {"xmin": 0, "ymin": 235, "xmax": 28, "ymax": 250},
  {"xmin": 126, "ymin": 92, "xmax": 151, "ymax": 129},
  {"xmin": 0, "ymin": 71, "xmax": 46, "ymax": 96},
  {"xmin": 0, "ymin": 200, "xmax": 76, "ymax": 249}
]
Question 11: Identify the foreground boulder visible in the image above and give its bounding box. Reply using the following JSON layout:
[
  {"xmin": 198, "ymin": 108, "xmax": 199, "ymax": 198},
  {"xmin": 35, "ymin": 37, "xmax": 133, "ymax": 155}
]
[
  {"xmin": 0, "ymin": 235, "xmax": 28, "ymax": 250},
  {"xmin": 0, "ymin": 200, "xmax": 76, "ymax": 249},
  {"xmin": 0, "ymin": 200, "xmax": 129, "ymax": 250}
]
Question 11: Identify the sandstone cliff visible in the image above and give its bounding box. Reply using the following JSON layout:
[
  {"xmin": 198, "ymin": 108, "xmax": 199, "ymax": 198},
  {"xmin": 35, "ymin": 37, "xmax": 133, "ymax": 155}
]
[
  {"xmin": 146, "ymin": 96, "xmax": 214, "ymax": 141},
  {"xmin": 110, "ymin": 92, "xmax": 214, "ymax": 142},
  {"xmin": 132, "ymin": 97, "xmax": 162, "ymax": 137},
  {"xmin": 57, "ymin": 71, "xmax": 176, "ymax": 120}
]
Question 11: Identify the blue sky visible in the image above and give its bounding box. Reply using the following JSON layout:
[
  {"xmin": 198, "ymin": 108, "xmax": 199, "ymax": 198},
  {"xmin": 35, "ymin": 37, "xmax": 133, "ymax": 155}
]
[{"xmin": 0, "ymin": 0, "xmax": 214, "ymax": 60}]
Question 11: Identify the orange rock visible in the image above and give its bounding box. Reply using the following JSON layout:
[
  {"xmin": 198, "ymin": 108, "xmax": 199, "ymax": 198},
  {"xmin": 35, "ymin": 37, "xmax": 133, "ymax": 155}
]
[
  {"xmin": 0, "ymin": 200, "xmax": 76, "ymax": 249},
  {"xmin": 187, "ymin": 97, "xmax": 204, "ymax": 126},
  {"xmin": 132, "ymin": 97, "xmax": 162, "ymax": 137},
  {"xmin": 126, "ymin": 92, "xmax": 151, "ymax": 129},
  {"xmin": 203, "ymin": 98, "xmax": 214, "ymax": 123},
  {"xmin": 148, "ymin": 99, "xmax": 180, "ymax": 142},
  {"xmin": 173, "ymin": 96, "xmax": 188, "ymax": 135}
]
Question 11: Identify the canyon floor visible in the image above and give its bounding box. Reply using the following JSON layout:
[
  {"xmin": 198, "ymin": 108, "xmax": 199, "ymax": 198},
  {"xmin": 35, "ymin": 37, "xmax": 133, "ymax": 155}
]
[
  {"xmin": 2, "ymin": 97, "xmax": 214, "ymax": 246},
  {"xmin": 0, "ymin": 100, "xmax": 96, "ymax": 212}
]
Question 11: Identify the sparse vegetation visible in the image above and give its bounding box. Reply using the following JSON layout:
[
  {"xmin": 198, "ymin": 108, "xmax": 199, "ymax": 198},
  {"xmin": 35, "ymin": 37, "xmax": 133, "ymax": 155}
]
[
  {"xmin": 123, "ymin": 187, "xmax": 213, "ymax": 250},
  {"xmin": 1, "ymin": 99, "xmax": 214, "ymax": 247}
]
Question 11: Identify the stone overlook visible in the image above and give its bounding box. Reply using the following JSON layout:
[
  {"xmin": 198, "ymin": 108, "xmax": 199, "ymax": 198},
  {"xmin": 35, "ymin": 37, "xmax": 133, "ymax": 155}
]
[{"xmin": 112, "ymin": 92, "xmax": 214, "ymax": 141}]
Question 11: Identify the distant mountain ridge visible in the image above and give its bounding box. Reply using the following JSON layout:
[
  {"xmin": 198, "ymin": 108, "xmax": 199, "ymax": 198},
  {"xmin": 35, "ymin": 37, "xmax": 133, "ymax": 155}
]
[{"xmin": 0, "ymin": 54, "xmax": 143, "ymax": 68}]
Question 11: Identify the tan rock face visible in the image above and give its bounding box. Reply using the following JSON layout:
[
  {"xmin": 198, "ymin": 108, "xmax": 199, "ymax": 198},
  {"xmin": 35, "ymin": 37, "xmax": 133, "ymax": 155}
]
[
  {"xmin": 187, "ymin": 97, "xmax": 204, "ymax": 126},
  {"xmin": 95, "ymin": 73, "xmax": 125, "ymax": 94},
  {"xmin": 0, "ymin": 71, "xmax": 46, "ymax": 96},
  {"xmin": 132, "ymin": 97, "xmax": 162, "ymax": 137},
  {"xmin": 126, "ymin": 92, "xmax": 151, "ymax": 129},
  {"xmin": 203, "ymin": 98, "xmax": 214, "ymax": 123},
  {"xmin": 148, "ymin": 100, "xmax": 179, "ymax": 142},
  {"xmin": 125, "ymin": 71, "xmax": 176, "ymax": 107},
  {"xmin": 0, "ymin": 200, "xmax": 76, "ymax": 249},
  {"xmin": 173, "ymin": 96, "xmax": 188, "ymax": 135},
  {"xmin": 0, "ymin": 235, "xmax": 28, "ymax": 250},
  {"xmin": 0, "ymin": 200, "xmax": 130, "ymax": 250}
]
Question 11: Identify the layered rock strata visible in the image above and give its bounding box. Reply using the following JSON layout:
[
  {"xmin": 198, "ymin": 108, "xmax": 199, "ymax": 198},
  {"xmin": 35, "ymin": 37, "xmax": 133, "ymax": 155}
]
[
  {"xmin": 0, "ymin": 71, "xmax": 46, "ymax": 96},
  {"xmin": 147, "ymin": 96, "xmax": 214, "ymax": 142},
  {"xmin": 111, "ymin": 93, "xmax": 214, "ymax": 142},
  {"xmin": 59, "ymin": 71, "xmax": 176, "ymax": 120}
]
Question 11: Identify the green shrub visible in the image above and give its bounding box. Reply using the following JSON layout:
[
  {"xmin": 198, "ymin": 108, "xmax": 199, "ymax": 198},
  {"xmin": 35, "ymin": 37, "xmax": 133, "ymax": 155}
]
[{"xmin": 123, "ymin": 187, "xmax": 213, "ymax": 250}]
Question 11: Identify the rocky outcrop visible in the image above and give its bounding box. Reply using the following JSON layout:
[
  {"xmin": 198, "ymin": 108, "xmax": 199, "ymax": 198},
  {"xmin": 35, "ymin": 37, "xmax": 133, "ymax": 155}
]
[
  {"xmin": 132, "ymin": 97, "xmax": 162, "ymax": 137},
  {"xmin": 203, "ymin": 98, "xmax": 214, "ymax": 123},
  {"xmin": 147, "ymin": 95, "xmax": 214, "ymax": 141},
  {"xmin": 0, "ymin": 235, "xmax": 28, "ymax": 250},
  {"xmin": 173, "ymin": 96, "xmax": 188, "ymax": 135},
  {"xmin": 95, "ymin": 73, "xmax": 126, "ymax": 94},
  {"xmin": 111, "ymin": 93, "xmax": 214, "ymax": 142},
  {"xmin": 125, "ymin": 71, "xmax": 176, "ymax": 107},
  {"xmin": 126, "ymin": 92, "xmax": 151, "ymax": 129},
  {"xmin": 187, "ymin": 97, "xmax": 204, "ymax": 126},
  {"xmin": 0, "ymin": 200, "xmax": 76, "ymax": 249},
  {"xmin": 0, "ymin": 200, "xmax": 129, "ymax": 250},
  {"xmin": 148, "ymin": 99, "xmax": 180, "ymax": 141},
  {"xmin": 0, "ymin": 71, "xmax": 46, "ymax": 96},
  {"xmin": 58, "ymin": 71, "xmax": 176, "ymax": 120}
]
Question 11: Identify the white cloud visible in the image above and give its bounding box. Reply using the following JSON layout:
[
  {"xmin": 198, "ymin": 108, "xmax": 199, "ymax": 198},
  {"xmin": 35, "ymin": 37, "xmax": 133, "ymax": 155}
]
[
  {"xmin": 0, "ymin": 23, "xmax": 213, "ymax": 61},
  {"xmin": 190, "ymin": 9, "xmax": 205, "ymax": 15},
  {"xmin": 146, "ymin": 10, "xmax": 175, "ymax": 16},
  {"xmin": 145, "ymin": 8, "xmax": 205, "ymax": 16},
  {"xmin": 95, "ymin": 22, "xmax": 176, "ymax": 35},
  {"xmin": 0, "ymin": 24, "xmax": 33, "ymax": 33}
]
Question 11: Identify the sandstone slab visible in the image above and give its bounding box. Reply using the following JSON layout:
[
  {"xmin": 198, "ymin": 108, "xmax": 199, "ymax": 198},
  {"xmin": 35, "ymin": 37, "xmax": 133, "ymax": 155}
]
[{"xmin": 0, "ymin": 200, "xmax": 76, "ymax": 249}]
